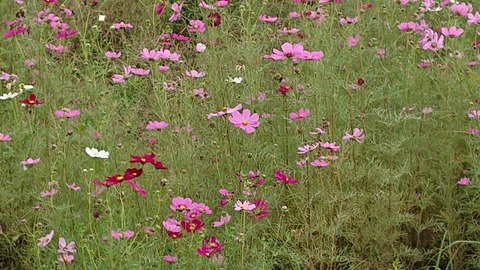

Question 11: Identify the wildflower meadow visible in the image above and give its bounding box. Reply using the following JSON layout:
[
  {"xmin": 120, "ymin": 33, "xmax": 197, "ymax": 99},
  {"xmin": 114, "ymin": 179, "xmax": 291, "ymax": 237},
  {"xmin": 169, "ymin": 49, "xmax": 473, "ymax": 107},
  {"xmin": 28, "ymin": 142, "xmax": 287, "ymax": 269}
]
[{"xmin": 1, "ymin": 0, "xmax": 480, "ymax": 269}]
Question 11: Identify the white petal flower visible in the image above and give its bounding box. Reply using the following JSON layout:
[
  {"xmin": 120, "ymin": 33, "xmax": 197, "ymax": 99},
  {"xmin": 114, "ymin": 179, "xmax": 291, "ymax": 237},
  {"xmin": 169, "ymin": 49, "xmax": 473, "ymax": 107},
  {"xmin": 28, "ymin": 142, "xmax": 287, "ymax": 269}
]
[
  {"xmin": 225, "ymin": 76, "xmax": 243, "ymax": 84},
  {"xmin": 0, "ymin": 92, "xmax": 19, "ymax": 100},
  {"xmin": 98, "ymin": 15, "xmax": 106, "ymax": 22},
  {"xmin": 85, "ymin": 147, "xmax": 109, "ymax": 158}
]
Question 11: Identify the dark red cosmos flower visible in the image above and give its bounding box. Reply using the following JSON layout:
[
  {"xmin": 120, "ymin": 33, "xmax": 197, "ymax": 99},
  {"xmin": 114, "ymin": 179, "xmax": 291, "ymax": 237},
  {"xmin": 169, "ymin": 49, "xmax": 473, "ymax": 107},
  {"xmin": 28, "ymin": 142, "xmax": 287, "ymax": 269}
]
[
  {"xmin": 152, "ymin": 160, "xmax": 167, "ymax": 170},
  {"xmin": 357, "ymin": 78, "xmax": 365, "ymax": 85},
  {"xmin": 167, "ymin": 231, "xmax": 182, "ymax": 239},
  {"xmin": 124, "ymin": 168, "xmax": 143, "ymax": 179},
  {"xmin": 251, "ymin": 198, "xmax": 268, "ymax": 222},
  {"xmin": 208, "ymin": 12, "xmax": 221, "ymax": 27},
  {"xmin": 156, "ymin": 1, "xmax": 165, "ymax": 15},
  {"xmin": 19, "ymin": 94, "xmax": 44, "ymax": 106},
  {"xmin": 181, "ymin": 219, "xmax": 205, "ymax": 233},
  {"xmin": 130, "ymin": 153, "xmax": 156, "ymax": 164}
]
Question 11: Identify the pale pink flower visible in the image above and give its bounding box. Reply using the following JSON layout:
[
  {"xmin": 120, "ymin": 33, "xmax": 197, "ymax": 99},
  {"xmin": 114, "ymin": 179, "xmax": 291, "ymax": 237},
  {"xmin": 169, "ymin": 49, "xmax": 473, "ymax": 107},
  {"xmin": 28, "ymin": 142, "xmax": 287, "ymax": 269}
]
[
  {"xmin": 188, "ymin": 20, "xmax": 206, "ymax": 32},
  {"xmin": 347, "ymin": 34, "xmax": 361, "ymax": 47},
  {"xmin": 309, "ymin": 128, "xmax": 326, "ymax": 135},
  {"xmin": 111, "ymin": 74, "xmax": 126, "ymax": 84},
  {"xmin": 162, "ymin": 218, "xmax": 181, "ymax": 232},
  {"xmin": 130, "ymin": 67, "xmax": 150, "ymax": 76},
  {"xmin": 418, "ymin": 59, "xmax": 434, "ymax": 68},
  {"xmin": 45, "ymin": 44, "xmax": 68, "ymax": 54},
  {"xmin": 269, "ymin": 42, "xmax": 305, "ymax": 60},
  {"xmin": 278, "ymin": 27, "xmax": 300, "ymax": 34},
  {"xmin": 111, "ymin": 230, "xmax": 123, "ymax": 239},
  {"xmin": 54, "ymin": 108, "xmax": 81, "ymax": 118},
  {"xmin": 467, "ymin": 127, "xmax": 479, "ymax": 135},
  {"xmin": 112, "ymin": 22, "xmax": 133, "ymax": 29},
  {"xmin": 310, "ymin": 159, "xmax": 329, "ymax": 167},
  {"xmin": 422, "ymin": 107, "xmax": 433, "ymax": 114},
  {"xmin": 21, "ymin": 158, "xmax": 40, "ymax": 165},
  {"xmin": 169, "ymin": 3, "xmax": 182, "ymax": 22},
  {"xmin": 339, "ymin": 16, "xmax": 358, "ymax": 25},
  {"xmin": 450, "ymin": 3, "xmax": 472, "ymax": 16},
  {"xmin": 58, "ymin": 254, "xmax": 75, "ymax": 264},
  {"xmin": 208, "ymin": 104, "xmax": 242, "ymax": 118},
  {"xmin": 105, "ymin": 51, "xmax": 121, "ymax": 58},
  {"xmin": 159, "ymin": 49, "xmax": 181, "ymax": 61},
  {"xmin": 40, "ymin": 189, "xmax": 58, "ymax": 198},
  {"xmin": 234, "ymin": 200, "xmax": 256, "ymax": 211},
  {"xmin": 259, "ymin": 15, "xmax": 278, "ymax": 22},
  {"xmin": 467, "ymin": 110, "xmax": 480, "ymax": 119},
  {"xmin": 342, "ymin": 128, "xmax": 365, "ymax": 142},
  {"xmin": 146, "ymin": 121, "xmax": 169, "ymax": 130},
  {"xmin": 38, "ymin": 230, "xmax": 54, "ymax": 247},
  {"xmin": 57, "ymin": 237, "xmax": 76, "ymax": 254},
  {"xmin": 289, "ymin": 108, "xmax": 310, "ymax": 121},
  {"xmin": 123, "ymin": 230, "xmax": 135, "ymax": 238},
  {"xmin": 213, "ymin": 213, "xmax": 231, "ymax": 228},
  {"xmin": 196, "ymin": 43, "xmax": 207, "ymax": 52},
  {"xmin": 186, "ymin": 70, "xmax": 206, "ymax": 78},
  {"xmin": 66, "ymin": 183, "xmax": 80, "ymax": 191},
  {"xmin": 299, "ymin": 51, "xmax": 324, "ymax": 60},
  {"xmin": 141, "ymin": 48, "xmax": 161, "ymax": 60},
  {"xmin": 24, "ymin": 59, "xmax": 36, "ymax": 67}
]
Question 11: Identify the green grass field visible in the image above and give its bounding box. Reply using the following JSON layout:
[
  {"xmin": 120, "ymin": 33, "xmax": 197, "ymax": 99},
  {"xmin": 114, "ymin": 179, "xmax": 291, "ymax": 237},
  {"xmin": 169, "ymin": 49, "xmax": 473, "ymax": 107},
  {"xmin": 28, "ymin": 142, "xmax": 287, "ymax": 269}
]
[{"xmin": 1, "ymin": 0, "xmax": 480, "ymax": 269}]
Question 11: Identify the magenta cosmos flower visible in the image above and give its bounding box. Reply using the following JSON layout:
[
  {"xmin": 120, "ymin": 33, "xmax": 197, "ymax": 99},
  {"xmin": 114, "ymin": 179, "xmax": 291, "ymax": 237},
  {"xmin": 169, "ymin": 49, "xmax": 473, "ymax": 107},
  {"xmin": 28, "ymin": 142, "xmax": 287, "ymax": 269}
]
[
  {"xmin": 188, "ymin": 20, "xmax": 206, "ymax": 32},
  {"xmin": 0, "ymin": 133, "xmax": 12, "ymax": 141},
  {"xmin": 228, "ymin": 109, "xmax": 260, "ymax": 133}
]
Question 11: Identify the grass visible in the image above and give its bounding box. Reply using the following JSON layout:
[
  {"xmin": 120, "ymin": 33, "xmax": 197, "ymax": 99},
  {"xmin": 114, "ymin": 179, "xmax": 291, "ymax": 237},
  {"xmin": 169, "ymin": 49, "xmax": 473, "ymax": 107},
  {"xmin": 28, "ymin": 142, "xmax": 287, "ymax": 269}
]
[{"xmin": 1, "ymin": 0, "xmax": 480, "ymax": 269}]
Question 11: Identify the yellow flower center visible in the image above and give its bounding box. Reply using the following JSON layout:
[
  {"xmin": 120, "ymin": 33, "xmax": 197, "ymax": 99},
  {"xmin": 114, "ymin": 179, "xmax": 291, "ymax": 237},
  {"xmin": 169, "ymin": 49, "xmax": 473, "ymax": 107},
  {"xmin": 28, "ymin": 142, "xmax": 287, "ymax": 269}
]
[
  {"xmin": 140, "ymin": 158, "xmax": 146, "ymax": 162},
  {"xmin": 189, "ymin": 224, "xmax": 196, "ymax": 231},
  {"xmin": 221, "ymin": 107, "xmax": 227, "ymax": 112},
  {"xmin": 117, "ymin": 176, "xmax": 123, "ymax": 181},
  {"xmin": 242, "ymin": 120, "xmax": 248, "ymax": 125}
]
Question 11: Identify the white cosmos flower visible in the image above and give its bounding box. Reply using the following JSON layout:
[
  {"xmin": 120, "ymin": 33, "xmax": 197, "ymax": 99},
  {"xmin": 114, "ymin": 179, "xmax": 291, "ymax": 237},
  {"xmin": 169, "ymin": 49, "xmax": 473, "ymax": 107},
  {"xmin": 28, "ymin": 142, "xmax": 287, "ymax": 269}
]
[
  {"xmin": 85, "ymin": 147, "xmax": 109, "ymax": 158},
  {"xmin": 0, "ymin": 92, "xmax": 19, "ymax": 100},
  {"xmin": 225, "ymin": 76, "xmax": 243, "ymax": 84},
  {"xmin": 98, "ymin": 15, "xmax": 106, "ymax": 22}
]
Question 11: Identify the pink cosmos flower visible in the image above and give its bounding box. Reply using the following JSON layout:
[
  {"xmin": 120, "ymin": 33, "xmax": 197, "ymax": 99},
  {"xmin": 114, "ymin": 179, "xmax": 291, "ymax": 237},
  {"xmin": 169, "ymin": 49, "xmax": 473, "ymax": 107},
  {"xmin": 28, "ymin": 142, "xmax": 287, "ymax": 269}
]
[
  {"xmin": 129, "ymin": 67, "xmax": 150, "ymax": 76},
  {"xmin": 199, "ymin": 1, "xmax": 215, "ymax": 9},
  {"xmin": 467, "ymin": 110, "xmax": 480, "ymax": 119},
  {"xmin": 105, "ymin": 51, "xmax": 121, "ymax": 58},
  {"xmin": 170, "ymin": 197, "xmax": 193, "ymax": 211},
  {"xmin": 274, "ymin": 170, "xmax": 299, "ymax": 184},
  {"xmin": 66, "ymin": 183, "xmax": 80, "ymax": 191},
  {"xmin": 163, "ymin": 255, "xmax": 177, "ymax": 263},
  {"xmin": 269, "ymin": 42, "xmax": 305, "ymax": 60},
  {"xmin": 457, "ymin": 177, "xmax": 470, "ymax": 186},
  {"xmin": 228, "ymin": 109, "xmax": 260, "ymax": 133},
  {"xmin": 158, "ymin": 65, "xmax": 170, "ymax": 72},
  {"xmin": 339, "ymin": 16, "xmax": 358, "ymax": 25},
  {"xmin": 259, "ymin": 15, "xmax": 278, "ymax": 22},
  {"xmin": 45, "ymin": 44, "xmax": 68, "ymax": 54},
  {"xmin": 0, "ymin": 133, "xmax": 12, "ymax": 141},
  {"xmin": 38, "ymin": 230, "xmax": 54, "ymax": 247},
  {"xmin": 419, "ymin": 30, "xmax": 444, "ymax": 52},
  {"xmin": 146, "ymin": 120, "xmax": 169, "ymax": 130},
  {"xmin": 418, "ymin": 59, "xmax": 434, "ymax": 68},
  {"xmin": 190, "ymin": 203, "xmax": 212, "ymax": 214},
  {"xmin": 347, "ymin": 34, "xmax": 361, "ymax": 47},
  {"xmin": 310, "ymin": 159, "xmax": 330, "ymax": 167},
  {"xmin": 162, "ymin": 218, "xmax": 182, "ymax": 233},
  {"xmin": 299, "ymin": 51, "xmax": 324, "ymax": 60},
  {"xmin": 141, "ymin": 48, "xmax": 161, "ymax": 60},
  {"xmin": 40, "ymin": 188, "xmax": 58, "ymax": 198},
  {"xmin": 57, "ymin": 237, "xmax": 76, "ymax": 254},
  {"xmin": 309, "ymin": 128, "xmax": 326, "ymax": 135},
  {"xmin": 289, "ymin": 108, "xmax": 310, "ymax": 121},
  {"xmin": 111, "ymin": 74, "xmax": 126, "ymax": 84},
  {"xmin": 467, "ymin": 127, "xmax": 479, "ymax": 135},
  {"xmin": 467, "ymin": 12, "xmax": 480, "ymax": 25},
  {"xmin": 55, "ymin": 28, "xmax": 77, "ymax": 39},
  {"xmin": 112, "ymin": 22, "xmax": 133, "ymax": 29},
  {"xmin": 422, "ymin": 107, "xmax": 433, "ymax": 114},
  {"xmin": 21, "ymin": 157, "xmax": 40, "ymax": 165},
  {"xmin": 213, "ymin": 213, "xmax": 231, "ymax": 227},
  {"xmin": 54, "ymin": 108, "xmax": 81, "ymax": 118},
  {"xmin": 196, "ymin": 43, "xmax": 207, "ymax": 52},
  {"xmin": 58, "ymin": 254, "xmax": 74, "ymax": 264},
  {"xmin": 278, "ymin": 27, "xmax": 300, "ymax": 34},
  {"xmin": 450, "ymin": 3, "xmax": 472, "ymax": 17},
  {"xmin": 234, "ymin": 200, "xmax": 256, "ymax": 211},
  {"xmin": 342, "ymin": 128, "xmax": 365, "ymax": 142},
  {"xmin": 159, "ymin": 49, "xmax": 181, "ymax": 61},
  {"xmin": 319, "ymin": 141, "xmax": 340, "ymax": 151},
  {"xmin": 439, "ymin": 26, "xmax": 464, "ymax": 38},
  {"xmin": 298, "ymin": 142, "xmax": 319, "ymax": 154},
  {"xmin": 169, "ymin": 3, "xmax": 182, "ymax": 22},
  {"xmin": 188, "ymin": 20, "xmax": 206, "ymax": 32},
  {"xmin": 186, "ymin": 70, "xmax": 206, "ymax": 78},
  {"xmin": 207, "ymin": 104, "xmax": 242, "ymax": 118}
]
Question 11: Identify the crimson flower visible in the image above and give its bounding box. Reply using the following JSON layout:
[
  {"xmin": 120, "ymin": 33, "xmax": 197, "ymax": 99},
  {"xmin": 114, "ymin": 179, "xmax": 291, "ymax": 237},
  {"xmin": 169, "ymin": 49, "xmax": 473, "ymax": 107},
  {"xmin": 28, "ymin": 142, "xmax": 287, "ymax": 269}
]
[
  {"xmin": 19, "ymin": 94, "xmax": 44, "ymax": 106},
  {"xmin": 130, "ymin": 153, "xmax": 156, "ymax": 164},
  {"xmin": 278, "ymin": 84, "xmax": 293, "ymax": 95},
  {"xmin": 181, "ymin": 219, "xmax": 205, "ymax": 233},
  {"xmin": 208, "ymin": 12, "xmax": 222, "ymax": 27}
]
